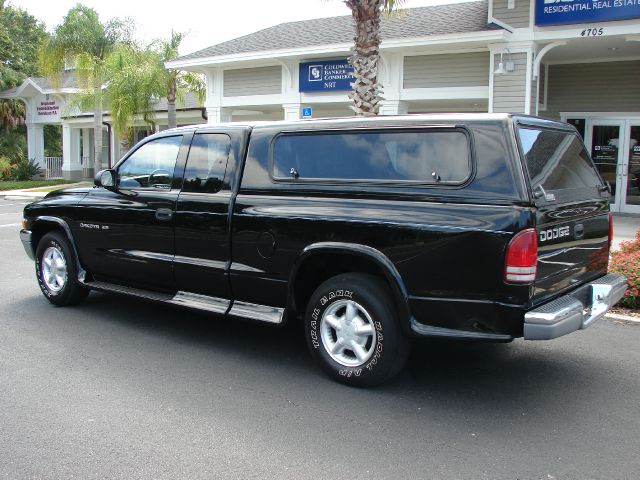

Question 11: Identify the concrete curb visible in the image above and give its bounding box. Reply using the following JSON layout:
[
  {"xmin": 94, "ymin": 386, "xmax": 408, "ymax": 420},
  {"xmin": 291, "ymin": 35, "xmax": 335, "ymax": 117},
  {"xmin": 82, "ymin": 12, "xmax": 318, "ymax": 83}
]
[
  {"xmin": 605, "ymin": 312, "xmax": 640, "ymax": 323},
  {"xmin": 3, "ymin": 194, "xmax": 45, "ymax": 201}
]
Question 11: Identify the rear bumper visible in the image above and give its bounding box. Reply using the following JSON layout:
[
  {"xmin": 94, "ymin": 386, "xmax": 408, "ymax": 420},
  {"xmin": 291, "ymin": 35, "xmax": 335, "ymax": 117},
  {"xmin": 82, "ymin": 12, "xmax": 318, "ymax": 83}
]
[
  {"xmin": 524, "ymin": 273, "xmax": 627, "ymax": 340},
  {"xmin": 20, "ymin": 229, "xmax": 34, "ymax": 260}
]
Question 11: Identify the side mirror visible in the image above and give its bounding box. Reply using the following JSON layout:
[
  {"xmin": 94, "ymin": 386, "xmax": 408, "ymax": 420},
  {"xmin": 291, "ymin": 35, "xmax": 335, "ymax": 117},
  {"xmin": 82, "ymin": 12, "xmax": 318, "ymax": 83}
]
[{"xmin": 95, "ymin": 169, "xmax": 116, "ymax": 189}]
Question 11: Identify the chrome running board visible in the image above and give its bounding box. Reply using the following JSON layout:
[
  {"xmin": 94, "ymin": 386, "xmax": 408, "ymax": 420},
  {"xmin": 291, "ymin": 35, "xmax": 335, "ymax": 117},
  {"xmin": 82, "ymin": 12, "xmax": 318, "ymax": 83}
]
[
  {"xmin": 228, "ymin": 300, "xmax": 284, "ymax": 324},
  {"xmin": 82, "ymin": 279, "xmax": 283, "ymax": 324}
]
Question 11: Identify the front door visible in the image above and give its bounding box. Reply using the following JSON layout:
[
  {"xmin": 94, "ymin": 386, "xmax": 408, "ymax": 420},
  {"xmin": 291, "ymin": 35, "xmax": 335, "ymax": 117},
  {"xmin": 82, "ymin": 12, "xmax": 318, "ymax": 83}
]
[
  {"xmin": 74, "ymin": 134, "xmax": 190, "ymax": 291},
  {"xmin": 622, "ymin": 123, "xmax": 640, "ymax": 213},
  {"xmin": 584, "ymin": 118, "xmax": 640, "ymax": 214}
]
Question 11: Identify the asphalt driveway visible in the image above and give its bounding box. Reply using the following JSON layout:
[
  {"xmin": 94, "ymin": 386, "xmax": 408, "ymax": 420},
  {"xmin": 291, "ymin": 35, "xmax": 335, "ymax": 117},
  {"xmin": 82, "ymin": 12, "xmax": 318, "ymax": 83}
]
[{"xmin": 1, "ymin": 199, "xmax": 639, "ymax": 480}]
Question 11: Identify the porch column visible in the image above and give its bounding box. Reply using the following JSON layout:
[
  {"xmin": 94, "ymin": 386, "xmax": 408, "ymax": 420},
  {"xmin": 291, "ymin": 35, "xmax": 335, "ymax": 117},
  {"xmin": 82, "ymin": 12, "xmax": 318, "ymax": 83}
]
[
  {"xmin": 489, "ymin": 44, "xmax": 535, "ymax": 115},
  {"xmin": 26, "ymin": 123, "xmax": 45, "ymax": 169},
  {"xmin": 62, "ymin": 124, "xmax": 82, "ymax": 181},
  {"xmin": 81, "ymin": 128, "xmax": 92, "ymax": 170},
  {"xmin": 283, "ymin": 103, "xmax": 301, "ymax": 121},
  {"xmin": 206, "ymin": 106, "xmax": 232, "ymax": 124}
]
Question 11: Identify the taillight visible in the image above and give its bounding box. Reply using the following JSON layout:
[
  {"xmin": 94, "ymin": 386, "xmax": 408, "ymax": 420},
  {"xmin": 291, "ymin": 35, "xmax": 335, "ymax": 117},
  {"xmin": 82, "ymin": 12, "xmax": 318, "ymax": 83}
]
[
  {"xmin": 608, "ymin": 213, "xmax": 613, "ymax": 250},
  {"xmin": 504, "ymin": 228, "xmax": 538, "ymax": 284}
]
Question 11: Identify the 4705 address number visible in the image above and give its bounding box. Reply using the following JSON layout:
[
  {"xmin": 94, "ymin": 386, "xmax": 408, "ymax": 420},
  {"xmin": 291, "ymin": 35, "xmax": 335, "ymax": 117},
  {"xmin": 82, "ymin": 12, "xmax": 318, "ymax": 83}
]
[{"xmin": 581, "ymin": 28, "xmax": 604, "ymax": 37}]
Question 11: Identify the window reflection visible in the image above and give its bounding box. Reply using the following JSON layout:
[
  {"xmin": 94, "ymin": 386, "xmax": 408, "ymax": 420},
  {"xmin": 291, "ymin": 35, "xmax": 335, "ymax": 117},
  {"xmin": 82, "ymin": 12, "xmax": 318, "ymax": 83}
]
[
  {"xmin": 118, "ymin": 136, "xmax": 182, "ymax": 189},
  {"xmin": 182, "ymin": 134, "xmax": 231, "ymax": 194},
  {"xmin": 518, "ymin": 128, "xmax": 602, "ymax": 201},
  {"xmin": 273, "ymin": 130, "xmax": 470, "ymax": 183}
]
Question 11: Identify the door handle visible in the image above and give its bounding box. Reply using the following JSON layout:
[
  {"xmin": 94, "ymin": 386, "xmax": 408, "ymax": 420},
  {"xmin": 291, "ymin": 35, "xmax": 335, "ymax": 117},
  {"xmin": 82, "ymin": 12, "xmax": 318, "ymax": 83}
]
[{"xmin": 155, "ymin": 208, "xmax": 173, "ymax": 221}]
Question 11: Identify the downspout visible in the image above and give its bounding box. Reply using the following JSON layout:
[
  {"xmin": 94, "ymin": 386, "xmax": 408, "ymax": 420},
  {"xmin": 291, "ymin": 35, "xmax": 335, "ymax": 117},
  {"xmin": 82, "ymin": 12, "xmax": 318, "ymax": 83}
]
[{"xmin": 102, "ymin": 121, "xmax": 112, "ymax": 168}]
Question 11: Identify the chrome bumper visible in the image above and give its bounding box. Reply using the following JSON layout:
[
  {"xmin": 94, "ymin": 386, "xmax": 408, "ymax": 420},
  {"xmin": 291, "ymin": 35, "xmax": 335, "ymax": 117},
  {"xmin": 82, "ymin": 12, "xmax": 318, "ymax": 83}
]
[
  {"xmin": 20, "ymin": 229, "xmax": 34, "ymax": 260},
  {"xmin": 524, "ymin": 274, "xmax": 627, "ymax": 340}
]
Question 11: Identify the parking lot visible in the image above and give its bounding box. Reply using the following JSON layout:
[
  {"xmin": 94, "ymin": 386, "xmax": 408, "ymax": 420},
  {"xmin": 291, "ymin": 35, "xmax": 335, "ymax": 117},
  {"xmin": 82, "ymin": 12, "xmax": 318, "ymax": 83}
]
[{"xmin": 1, "ymin": 198, "xmax": 639, "ymax": 480}]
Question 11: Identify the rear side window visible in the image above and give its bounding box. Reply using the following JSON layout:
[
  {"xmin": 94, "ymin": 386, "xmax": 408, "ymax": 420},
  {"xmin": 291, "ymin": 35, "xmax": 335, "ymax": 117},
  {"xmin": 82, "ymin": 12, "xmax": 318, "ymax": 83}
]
[
  {"xmin": 182, "ymin": 133, "xmax": 231, "ymax": 193},
  {"xmin": 272, "ymin": 129, "xmax": 471, "ymax": 184},
  {"xmin": 518, "ymin": 127, "xmax": 604, "ymax": 202}
]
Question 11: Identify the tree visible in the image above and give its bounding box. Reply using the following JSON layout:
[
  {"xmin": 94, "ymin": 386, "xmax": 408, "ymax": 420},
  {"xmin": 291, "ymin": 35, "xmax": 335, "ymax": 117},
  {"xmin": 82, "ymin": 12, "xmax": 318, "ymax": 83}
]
[
  {"xmin": 0, "ymin": 4, "xmax": 46, "ymax": 137},
  {"xmin": 154, "ymin": 31, "xmax": 204, "ymax": 129},
  {"xmin": 39, "ymin": 5, "xmax": 132, "ymax": 174},
  {"xmin": 103, "ymin": 43, "xmax": 165, "ymax": 152},
  {"xmin": 344, "ymin": 0, "xmax": 401, "ymax": 116}
]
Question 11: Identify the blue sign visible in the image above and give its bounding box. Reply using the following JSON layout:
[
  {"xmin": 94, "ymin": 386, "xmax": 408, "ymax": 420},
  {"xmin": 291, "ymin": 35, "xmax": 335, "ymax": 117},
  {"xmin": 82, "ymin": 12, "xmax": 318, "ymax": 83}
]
[
  {"xmin": 299, "ymin": 59, "xmax": 355, "ymax": 92},
  {"xmin": 301, "ymin": 107, "xmax": 312, "ymax": 118},
  {"xmin": 536, "ymin": 0, "xmax": 640, "ymax": 26}
]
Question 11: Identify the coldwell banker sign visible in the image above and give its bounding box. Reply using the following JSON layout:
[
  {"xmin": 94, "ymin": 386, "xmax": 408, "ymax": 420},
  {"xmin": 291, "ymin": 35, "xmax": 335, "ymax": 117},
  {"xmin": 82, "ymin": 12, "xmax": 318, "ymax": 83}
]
[
  {"xmin": 299, "ymin": 59, "xmax": 355, "ymax": 92},
  {"xmin": 536, "ymin": 0, "xmax": 640, "ymax": 26}
]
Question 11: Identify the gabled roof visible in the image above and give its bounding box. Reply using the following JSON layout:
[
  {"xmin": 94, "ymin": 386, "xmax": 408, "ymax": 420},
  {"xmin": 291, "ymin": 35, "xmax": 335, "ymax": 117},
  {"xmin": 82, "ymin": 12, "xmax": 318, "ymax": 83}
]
[{"xmin": 175, "ymin": 1, "xmax": 500, "ymax": 62}]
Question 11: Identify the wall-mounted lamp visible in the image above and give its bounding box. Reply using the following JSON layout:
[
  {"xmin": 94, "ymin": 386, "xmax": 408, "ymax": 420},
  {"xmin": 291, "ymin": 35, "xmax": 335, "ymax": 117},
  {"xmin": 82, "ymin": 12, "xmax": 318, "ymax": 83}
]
[{"xmin": 494, "ymin": 48, "xmax": 515, "ymax": 75}]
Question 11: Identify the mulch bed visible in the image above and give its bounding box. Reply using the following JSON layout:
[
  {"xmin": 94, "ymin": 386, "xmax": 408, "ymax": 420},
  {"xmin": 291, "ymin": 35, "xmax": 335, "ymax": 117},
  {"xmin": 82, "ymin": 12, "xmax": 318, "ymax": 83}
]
[{"xmin": 610, "ymin": 307, "xmax": 640, "ymax": 319}]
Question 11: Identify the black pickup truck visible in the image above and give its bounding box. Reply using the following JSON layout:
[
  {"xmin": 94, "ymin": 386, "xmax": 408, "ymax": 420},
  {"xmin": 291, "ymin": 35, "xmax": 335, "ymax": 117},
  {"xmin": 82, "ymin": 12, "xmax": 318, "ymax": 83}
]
[{"xmin": 20, "ymin": 114, "xmax": 626, "ymax": 386}]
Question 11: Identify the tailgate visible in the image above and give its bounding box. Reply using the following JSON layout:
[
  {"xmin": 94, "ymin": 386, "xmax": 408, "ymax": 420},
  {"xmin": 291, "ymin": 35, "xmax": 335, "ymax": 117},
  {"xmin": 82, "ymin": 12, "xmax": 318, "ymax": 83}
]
[{"xmin": 516, "ymin": 124, "xmax": 611, "ymax": 305}]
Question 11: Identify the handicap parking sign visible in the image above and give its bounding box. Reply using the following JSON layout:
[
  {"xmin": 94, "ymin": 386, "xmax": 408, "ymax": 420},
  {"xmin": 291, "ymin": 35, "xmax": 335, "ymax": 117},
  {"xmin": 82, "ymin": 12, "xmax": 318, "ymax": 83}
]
[{"xmin": 301, "ymin": 107, "xmax": 312, "ymax": 119}]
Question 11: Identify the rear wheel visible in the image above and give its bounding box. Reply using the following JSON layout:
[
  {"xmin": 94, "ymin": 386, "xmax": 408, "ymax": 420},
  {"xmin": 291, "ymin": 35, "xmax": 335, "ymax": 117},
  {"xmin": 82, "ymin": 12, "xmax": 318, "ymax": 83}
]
[
  {"xmin": 304, "ymin": 273, "xmax": 410, "ymax": 387},
  {"xmin": 35, "ymin": 231, "xmax": 89, "ymax": 306}
]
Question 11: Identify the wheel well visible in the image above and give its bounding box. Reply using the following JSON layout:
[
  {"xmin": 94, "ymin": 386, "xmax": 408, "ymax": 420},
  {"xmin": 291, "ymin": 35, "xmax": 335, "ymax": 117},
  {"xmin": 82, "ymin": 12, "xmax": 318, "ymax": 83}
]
[
  {"xmin": 290, "ymin": 252, "xmax": 409, "ymax": 322},
  {"xmin": 31, "ymin": 221, "xmax": 65, "ymax": 252}
]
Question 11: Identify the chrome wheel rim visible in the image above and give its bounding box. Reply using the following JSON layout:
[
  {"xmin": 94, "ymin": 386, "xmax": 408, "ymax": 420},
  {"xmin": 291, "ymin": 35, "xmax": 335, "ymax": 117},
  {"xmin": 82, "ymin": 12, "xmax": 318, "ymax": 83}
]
[
  {"xmin": 41, "ymin": 246, "xmax": 67, "ymax": 293},
  {"xmin": 320, "ymin": 299, "xmax": 377, "ymax": 367}
]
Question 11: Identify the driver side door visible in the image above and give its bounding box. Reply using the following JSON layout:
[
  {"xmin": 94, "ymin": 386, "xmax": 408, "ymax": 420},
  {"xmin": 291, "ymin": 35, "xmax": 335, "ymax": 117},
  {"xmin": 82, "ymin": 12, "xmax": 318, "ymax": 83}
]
[{"xmin": 73, "ymin": 133, "xmax": 190, "ymax": 292}]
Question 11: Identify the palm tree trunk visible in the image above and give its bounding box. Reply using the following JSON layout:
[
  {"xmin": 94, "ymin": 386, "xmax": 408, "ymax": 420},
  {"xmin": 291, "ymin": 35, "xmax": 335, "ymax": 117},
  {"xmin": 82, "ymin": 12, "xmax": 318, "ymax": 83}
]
[
  {"xmin": 167, "ymin": 77, "xmax": 177, "ymax": 129},
  {"xmin": 346, "ymin": 0, "xmax": 384, "ymax": 116},
  {"xmin": 93, "ymin": 99, "xmax": 103, "ymax": 175},
  {"xmin": 119, "ymin": 129, "xmax": 129, "ymax": 156}
]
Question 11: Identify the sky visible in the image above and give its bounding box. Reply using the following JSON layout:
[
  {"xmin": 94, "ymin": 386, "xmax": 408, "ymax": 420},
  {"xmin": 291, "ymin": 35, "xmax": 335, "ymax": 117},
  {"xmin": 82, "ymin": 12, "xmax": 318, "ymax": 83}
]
[{"xmin": 14, "ymin": 0, "xmax": 470, "ymax": 57}]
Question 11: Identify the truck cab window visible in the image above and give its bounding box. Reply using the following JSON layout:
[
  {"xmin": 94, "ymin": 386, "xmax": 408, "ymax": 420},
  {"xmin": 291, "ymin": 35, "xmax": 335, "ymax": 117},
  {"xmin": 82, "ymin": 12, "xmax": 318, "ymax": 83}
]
[
  {"xmin": 117, "ymin": 135, "xmax": 182, "ymax": 189},
  {"xmin": 182, "ymin": 133, "xmax": 231, "ymax": 193}
]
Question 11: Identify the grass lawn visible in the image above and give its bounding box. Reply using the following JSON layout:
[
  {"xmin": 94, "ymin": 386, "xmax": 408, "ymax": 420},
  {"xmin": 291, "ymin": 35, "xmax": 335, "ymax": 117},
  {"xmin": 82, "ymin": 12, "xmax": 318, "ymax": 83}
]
[
  {"xmin": 27, "ymin": 182, "xmax": 92, "ymax": 193},
  {"xmin": 0, "ymin": 179, "xmax": 80, "ymax": 191}
]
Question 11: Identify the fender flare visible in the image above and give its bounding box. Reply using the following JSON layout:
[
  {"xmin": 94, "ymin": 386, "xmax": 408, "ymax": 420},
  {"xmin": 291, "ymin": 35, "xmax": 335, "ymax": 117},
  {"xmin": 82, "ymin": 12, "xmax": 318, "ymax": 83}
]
[
  {"xmin": 31, "ymin": 216, "xmax": 87, "ymax": 282},
  {"xmin": 288, "ymin": 242, "xmax": 412, "ymax": 328}
]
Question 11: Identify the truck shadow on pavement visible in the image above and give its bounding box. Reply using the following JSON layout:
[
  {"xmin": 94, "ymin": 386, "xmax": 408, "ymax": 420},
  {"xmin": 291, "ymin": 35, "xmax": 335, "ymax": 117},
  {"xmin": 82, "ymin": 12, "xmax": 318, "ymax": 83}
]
[{"xmin": 15, "ymin": 291, "xmax": 617, "ymax": 425}]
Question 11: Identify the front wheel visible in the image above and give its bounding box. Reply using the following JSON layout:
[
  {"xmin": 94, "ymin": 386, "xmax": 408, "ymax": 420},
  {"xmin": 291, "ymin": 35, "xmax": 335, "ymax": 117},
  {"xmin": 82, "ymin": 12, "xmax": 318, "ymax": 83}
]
[
  {"xmin": 304, "ymin": 273, "xmax": 410, "ymax": 387},
  {"xmin": 35, "ymin": 231, "xmax": 89, "ymax": 306}
]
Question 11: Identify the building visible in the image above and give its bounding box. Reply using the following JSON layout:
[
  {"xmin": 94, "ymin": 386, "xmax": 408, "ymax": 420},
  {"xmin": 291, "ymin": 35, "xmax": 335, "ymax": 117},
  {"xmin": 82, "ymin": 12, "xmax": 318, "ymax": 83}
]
[
  {"xmin": 3, "ymin": 0, "xmax": 640, "ymax": 212},
  {"xmin": 0, "ymin": 73, "xmax": 205, "ymax": 180}
]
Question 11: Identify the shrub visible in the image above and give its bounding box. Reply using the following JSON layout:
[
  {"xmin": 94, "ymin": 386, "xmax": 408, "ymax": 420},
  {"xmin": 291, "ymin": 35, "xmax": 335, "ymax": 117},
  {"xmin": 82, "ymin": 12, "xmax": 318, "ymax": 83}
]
[
  {"xmin": 609, "ymin": 229, "xmax": 640, "ymax": 309},
  {"xmin": 0, "ymin": 156, "xmax": 12, "ymax": 180},
  {"xmin": 12, "ymin": 157, "xmax": 42, "ymax": 181}
]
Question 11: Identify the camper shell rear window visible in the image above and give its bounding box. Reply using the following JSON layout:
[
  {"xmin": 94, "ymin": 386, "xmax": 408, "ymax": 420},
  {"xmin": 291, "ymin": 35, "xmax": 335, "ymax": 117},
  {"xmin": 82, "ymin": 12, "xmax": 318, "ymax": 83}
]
[
  {"xmin": 271, "ymin": 128, "xmax": 472, "ymax": 185},
  {"xmin": 517, "ymin": 126, "xmax": 605, "ymax": 203}
]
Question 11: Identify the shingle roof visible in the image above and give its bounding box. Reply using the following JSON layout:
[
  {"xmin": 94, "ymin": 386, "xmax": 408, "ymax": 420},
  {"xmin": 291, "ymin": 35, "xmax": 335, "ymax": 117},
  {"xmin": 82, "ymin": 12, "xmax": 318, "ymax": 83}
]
[
  {"xmin": 176, "ymin": 0, "xmax": 499, "ymax": 62},
  {"xmin": 31, "ymin": 72, "xmax": 79, "ymax": 90}
]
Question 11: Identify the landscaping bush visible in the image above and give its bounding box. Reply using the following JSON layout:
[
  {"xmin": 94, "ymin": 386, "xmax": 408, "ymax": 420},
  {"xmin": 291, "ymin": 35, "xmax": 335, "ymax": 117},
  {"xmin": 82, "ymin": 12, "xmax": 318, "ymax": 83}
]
[
  {"xmin": 609, "ymin": 229, "xmax": 640, "ymax": 309},
  {"xmin": 12, "ymin": 157, "xmax": 42, "ymax": 181},
  {"xmin": 0, "ymin": 156, "xmax": 12, "ymax": 180}
]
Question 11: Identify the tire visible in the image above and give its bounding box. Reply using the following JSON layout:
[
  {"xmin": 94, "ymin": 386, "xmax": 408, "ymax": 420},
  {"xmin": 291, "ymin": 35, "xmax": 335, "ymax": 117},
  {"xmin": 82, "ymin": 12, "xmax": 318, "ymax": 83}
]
[
  {"xmin": 304, "ymin": 273, "xmax": 410, "ymax": 387},
  {"xmin": 35, "ymin": 231, "xmax": 89, "ymax": 306}
]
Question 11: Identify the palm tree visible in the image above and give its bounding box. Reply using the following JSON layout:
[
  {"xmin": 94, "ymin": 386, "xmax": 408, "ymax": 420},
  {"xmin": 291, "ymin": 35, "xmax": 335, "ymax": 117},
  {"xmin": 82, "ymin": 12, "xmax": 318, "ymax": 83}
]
[
  {"xmin": 155, "ymin": 31, "xmax": 205, "ymax": 129},
  {"xmin": 103, "ymin": 43, "xmax": 165, "ymax": 152},
  {"xmin": 39, "ymin": 5, "xmax": 131, "ymax": 174},
  {"xmin": 345, "ymin": 0, "xmax": 401, "ymax": 116}
]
